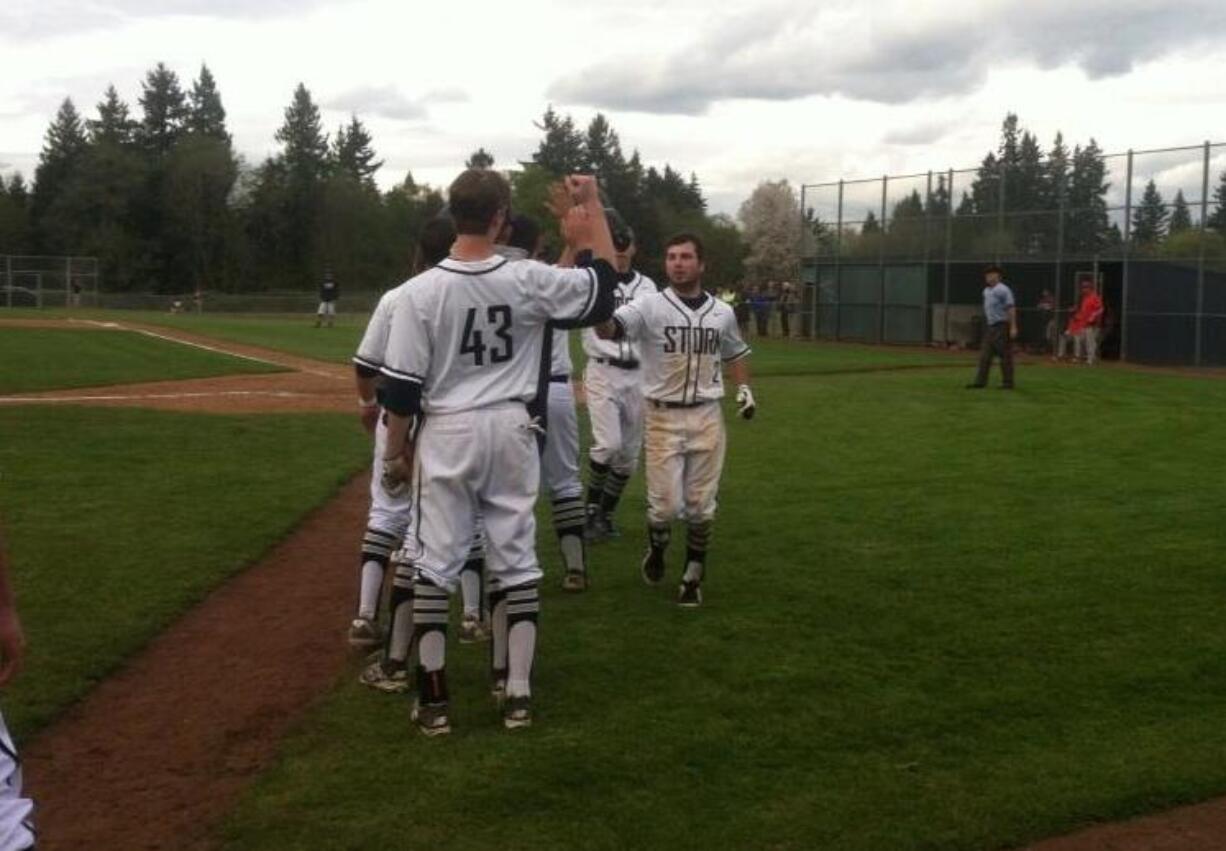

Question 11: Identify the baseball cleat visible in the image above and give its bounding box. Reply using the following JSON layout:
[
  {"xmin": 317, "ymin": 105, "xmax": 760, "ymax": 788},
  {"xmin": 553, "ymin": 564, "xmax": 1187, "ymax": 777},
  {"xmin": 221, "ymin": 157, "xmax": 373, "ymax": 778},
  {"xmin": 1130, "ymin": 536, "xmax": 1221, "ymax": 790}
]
[
  {"xmin": 502, "ymin": 695, "xmax": 533, "ymax": 730},
  {"xmin": 677, "ymin": 581, "xmax": 703, "ymax": 608},
  {"xmin": 359, "ymin": 657, "xmax": 410, "ymax": 694},
  {"xmin": 411, "ymin": 699, "xmax": 451, "ymax": 737},
  {"xmin": 562, "ymin": 570, "xmax": 588, "ymax": 592},
  {"xmin": 583, "ymin": 510, "xmax": 610, "ymax": 544},
  {"xmin": 491, "ymin": 674, "xmax": 507, "ymax": 702},
  {"xmin": 641, "ymin": 548, "xmax": 666, "ymax": 585},
  {"xmin": 458, "ymin": 612, "xmax": 489, "ymax": 644},
  {"xmin": 347, "ymin": 617, "xmax": 382, "ymax": 649}
]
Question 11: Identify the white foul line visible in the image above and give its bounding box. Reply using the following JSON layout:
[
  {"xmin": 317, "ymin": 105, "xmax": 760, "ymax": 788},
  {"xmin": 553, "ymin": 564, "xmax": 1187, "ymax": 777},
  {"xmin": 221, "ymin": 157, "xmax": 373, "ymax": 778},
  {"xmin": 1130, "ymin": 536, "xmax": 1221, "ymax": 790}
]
[
  {"xmin": 0, "ymin": 390, "xmax": 313, "ymax": 404},
  {"xmin": 66, "ymin": 318, "xmax": 343, "ymax": 380}
]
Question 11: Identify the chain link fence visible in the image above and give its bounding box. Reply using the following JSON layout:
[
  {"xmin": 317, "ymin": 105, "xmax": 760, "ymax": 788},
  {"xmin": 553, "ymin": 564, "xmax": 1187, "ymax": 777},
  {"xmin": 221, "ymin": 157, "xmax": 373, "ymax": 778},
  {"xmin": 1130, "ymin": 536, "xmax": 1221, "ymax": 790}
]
[
  {"xmin": 800, "ymin": 141, "xmax": 1226, "ymax": 365},
  {"xmin": 0, "ymin": 256, "xmax": 100, "ymax": 309}
]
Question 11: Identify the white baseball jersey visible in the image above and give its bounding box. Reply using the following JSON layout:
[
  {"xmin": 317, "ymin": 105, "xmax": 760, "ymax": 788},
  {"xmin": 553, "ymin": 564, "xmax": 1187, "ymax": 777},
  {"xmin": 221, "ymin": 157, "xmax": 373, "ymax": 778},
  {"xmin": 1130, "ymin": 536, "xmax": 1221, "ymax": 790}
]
[
  {"xmin": 353, "ymin": 283, "xmax": 409, "ymax": 374},
  {"xmin": 583, "ymin": 271, "xmax": 655, "ymax": 363},
  {"xmin": 381, "ymin": 255, "xmax": 600, "ymax": 415},
  {"xmin": 613, "ymin": 289, "xmax": 750, "ymax": 404}
]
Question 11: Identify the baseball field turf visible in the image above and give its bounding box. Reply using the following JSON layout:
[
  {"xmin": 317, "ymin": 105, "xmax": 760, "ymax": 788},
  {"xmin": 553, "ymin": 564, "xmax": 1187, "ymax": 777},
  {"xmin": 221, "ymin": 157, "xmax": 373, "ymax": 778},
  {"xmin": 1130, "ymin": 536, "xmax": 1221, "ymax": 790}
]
[
  {"xmin": 4, "ymin": 314, "xmax": 1226, "ymax": 849},
  {"xmin": 212, "ymin": 338, "xmax": 1224, "ymax": 850}
]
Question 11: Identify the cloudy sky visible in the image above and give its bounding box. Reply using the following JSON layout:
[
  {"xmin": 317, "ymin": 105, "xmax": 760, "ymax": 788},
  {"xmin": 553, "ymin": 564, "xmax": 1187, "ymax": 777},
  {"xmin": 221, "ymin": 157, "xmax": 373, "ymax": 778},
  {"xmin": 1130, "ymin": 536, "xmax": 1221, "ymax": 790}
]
[{"xmin": 0, "ymin": 0, "xmax": 1223, "ymax": 217}]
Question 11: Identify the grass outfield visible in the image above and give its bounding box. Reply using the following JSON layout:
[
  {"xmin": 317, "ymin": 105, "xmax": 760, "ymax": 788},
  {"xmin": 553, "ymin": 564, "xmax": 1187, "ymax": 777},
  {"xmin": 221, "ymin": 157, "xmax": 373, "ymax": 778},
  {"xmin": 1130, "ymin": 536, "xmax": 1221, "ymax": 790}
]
[
  {"xmin": 0, "ymin": 327, "xmax": 282, "ymax": 394},
  {"xmin": 1, "ymin": 306, "xmax": 970, "ymax": 374},
  {"xmin": 221, "ymin": 361, "xmax": 1226, "ymax": 851},
  {"xmin": 2, "ymin": 307, "xmax": 367, "ymax": 365},
  {"xmin": 0, "ymin": 407, "xmax": 370, "ymax": 737}
]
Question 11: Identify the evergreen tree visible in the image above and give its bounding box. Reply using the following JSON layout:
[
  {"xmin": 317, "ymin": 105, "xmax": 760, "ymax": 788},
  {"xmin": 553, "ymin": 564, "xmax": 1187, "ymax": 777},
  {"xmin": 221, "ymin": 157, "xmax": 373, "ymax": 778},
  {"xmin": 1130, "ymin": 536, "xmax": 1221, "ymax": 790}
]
[
  {"xmin": 971, "ymin": 151, "xmax": 1001, "ymax": 215},
  {"xmin": 275, "ymin": 83, "xmax": 330, "ymax": 182},
  {"xmin": 31, "ymin": 98, "xmax": 88, "ymax": 243},
  {"xmin": 88, "ymin": 86, "xmax": 137, "ymax": 147},
  {"xmin": 186, "ymin": 64, "xmax": 229, "ymax": 141},
  {"xmin": 1207, "ymin": 170, "xmax": 1226, "ymax": 236},
  {"xmin": 464, "ymin": 147, "xmax": 495, "ymax": 169},
  {"xmin": 531, "ymin": 106, "xmax": 586, "ymax": 175},
  {"xmin": 955, "ymin": 191, "xmax": 974, "ymax": 216},
  {"xmin": 1131, "ymin": 179, "xmax": 1168, "ymax": 247},
  {"xmin": 1168, "ymin": 190, "xmax": 1193, "ymax": 233},
  {"xmin": 1066, "ymin": 139, "xmax": 1111, "ymax": 253},
  {"xmin": 926, "ymin": 175, "xmax": 951, "ymax": 216},
  {"xmin": 334, "ymin": 116, "xmax": 382, "ymax": 184},
  {"xmin": 0, "ymin": 173, "xmax": 33, "ymax": 254},
  {"xmin": 138, "ymin": 62, "xmax": 188, "ymax": 156},
  {"xmin": 862, "ymin": 211, "xmax": 881, "ymax": 233}
]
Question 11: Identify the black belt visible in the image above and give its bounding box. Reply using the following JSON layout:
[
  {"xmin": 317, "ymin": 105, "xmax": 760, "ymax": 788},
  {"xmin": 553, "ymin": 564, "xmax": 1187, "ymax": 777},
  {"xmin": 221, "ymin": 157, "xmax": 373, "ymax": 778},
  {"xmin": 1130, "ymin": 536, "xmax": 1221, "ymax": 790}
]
[
  {"xmin": 550, "ymin": 374, "xmax": 570, "ymax": 384},
  {"xmin": 593, "ymin": 357, "xmax": 639, "ymax": 370},
  {"xmin": 648, "ymin": 398, "xmax": 711, "ymax": 410}
]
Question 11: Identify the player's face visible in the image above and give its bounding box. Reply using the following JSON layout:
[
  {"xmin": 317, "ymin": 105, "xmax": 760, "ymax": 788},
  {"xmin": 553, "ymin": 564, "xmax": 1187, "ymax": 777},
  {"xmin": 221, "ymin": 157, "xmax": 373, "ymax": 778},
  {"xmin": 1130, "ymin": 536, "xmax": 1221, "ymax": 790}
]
[
  {"xmin": 615, "ymin": 242, "xmax": 636, "ymax": 274},
  {"xmin": 984, "ymin": 272, "xmax": 1000, "ymax": 286},
  {"xmin": 666, "ymin": 243, "xmax": 704, "ymax": 288}
]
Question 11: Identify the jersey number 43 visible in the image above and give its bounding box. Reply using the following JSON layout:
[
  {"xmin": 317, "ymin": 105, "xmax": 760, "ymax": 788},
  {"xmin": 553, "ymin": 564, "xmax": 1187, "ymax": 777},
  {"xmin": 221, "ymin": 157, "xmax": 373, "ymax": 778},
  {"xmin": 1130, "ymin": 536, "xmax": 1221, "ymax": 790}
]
[{"xmin": 459, "ymin": 305, "xmax": 513, "ymax": 366}]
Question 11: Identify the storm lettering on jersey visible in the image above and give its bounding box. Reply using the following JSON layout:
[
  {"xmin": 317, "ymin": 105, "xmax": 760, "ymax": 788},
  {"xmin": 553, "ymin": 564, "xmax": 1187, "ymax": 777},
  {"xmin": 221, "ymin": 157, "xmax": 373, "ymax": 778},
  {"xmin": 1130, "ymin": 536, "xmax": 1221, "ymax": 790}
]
[{"xmin": 662, "ymin": 326, "xmax": 720, "ymax": 355}]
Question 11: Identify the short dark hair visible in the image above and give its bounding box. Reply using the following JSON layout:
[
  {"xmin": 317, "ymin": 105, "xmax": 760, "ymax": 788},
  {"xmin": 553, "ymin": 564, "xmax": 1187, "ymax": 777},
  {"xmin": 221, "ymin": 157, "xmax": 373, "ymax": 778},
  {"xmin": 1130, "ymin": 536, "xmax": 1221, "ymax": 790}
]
[
  {"xmin": 983, "ymin": 263, "xmax": 1003, "ymax": 276},
  {"xmin": 506, "ymin": 213, "xmax": 541, "ymax": 255},
  {"xmin": 416, "ymin": 216, "xmax": 456, "ymax": 272},
  {"xmin": 665, "ymin": 232, "xmax": 705, "ymax": 261},
  {"xmin": 448, "ymin": 168, "xmax": 511, "ymax": 235}
]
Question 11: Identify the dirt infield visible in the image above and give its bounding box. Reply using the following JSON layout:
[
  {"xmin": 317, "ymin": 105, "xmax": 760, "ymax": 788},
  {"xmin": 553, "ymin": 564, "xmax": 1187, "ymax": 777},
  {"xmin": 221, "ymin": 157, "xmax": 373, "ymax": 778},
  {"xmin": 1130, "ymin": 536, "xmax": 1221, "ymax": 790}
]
[{"xmin": 0, "ymin": 318, "xmax": 353, "ymax": 414}]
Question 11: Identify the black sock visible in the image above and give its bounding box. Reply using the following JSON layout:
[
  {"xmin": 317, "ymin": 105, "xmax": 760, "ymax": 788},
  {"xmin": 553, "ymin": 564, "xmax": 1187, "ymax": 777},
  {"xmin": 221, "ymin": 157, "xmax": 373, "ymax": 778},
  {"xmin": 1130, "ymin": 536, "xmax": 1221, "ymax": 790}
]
[
  {"xmin": 683, "ymin": 521, "xmax": 711, "ymax": 583},
  {"xmin": 599, "ymin": 470, "xmax": 630, "ymax": 517},
  {"xmin": 648, "ymin": 522, "xmax": 671, "ymax": 556},
  {"xmin": 587, "ymin": 459, "xmax": 610, "ymax": 509}
]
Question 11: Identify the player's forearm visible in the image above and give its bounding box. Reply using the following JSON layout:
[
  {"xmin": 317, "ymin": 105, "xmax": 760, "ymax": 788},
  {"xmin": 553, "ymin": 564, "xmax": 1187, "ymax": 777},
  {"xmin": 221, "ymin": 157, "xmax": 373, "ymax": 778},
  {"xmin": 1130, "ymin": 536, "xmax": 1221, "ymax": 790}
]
[
  {"xmin": 729, "ymin": 358, "xmax": 751, "ymax": 387},
  {"xmin": 595, "ymin": 317, "xmax": 624, "ymax": 340},
  {"xmin": 384, "ymin": 413, "xmax": 411, "ymax": 459},
  {"xmin": 580, "ymin": 199, "xmax": 617, "ymax": 266},
  {"xmin": 1008, "ymin": 307, "xmax": 1017, "ymax": 328},
  {"xmin": 354, "ymin": 371, "xmax": 378, "ymax": 406}
]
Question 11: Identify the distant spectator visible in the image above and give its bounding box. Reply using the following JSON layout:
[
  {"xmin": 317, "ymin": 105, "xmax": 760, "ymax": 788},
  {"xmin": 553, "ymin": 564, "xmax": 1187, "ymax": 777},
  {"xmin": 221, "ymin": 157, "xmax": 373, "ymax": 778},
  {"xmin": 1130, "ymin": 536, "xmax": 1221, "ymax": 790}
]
[
  {"xmin": 1058, "ymin": 280, "xmax": 1104, "ymax": 364},
  {"xmin": 192, "ymin": 288, "xmax": 204, "ymax": 314},
  {"xmin": 733, "ymin": 283, "xmax": 751, "ymax": 336},
  {"xmin": 778, "ymin": 282, "xmax": 798, "ymax": 338},
  {"xmin": 69, "ymin": 279, "xmax": 82, "ymax": 308},
  {"xmin": 316, "ymin": 270, "xmax": 338, "ymax": 328},
  {"xmin": 1037, "ymin": 289, "xmax": 1055, "ymax": 354},
  {"xmin": 750, "ymin": 283, "xmax": 772, "ymax": 338}
]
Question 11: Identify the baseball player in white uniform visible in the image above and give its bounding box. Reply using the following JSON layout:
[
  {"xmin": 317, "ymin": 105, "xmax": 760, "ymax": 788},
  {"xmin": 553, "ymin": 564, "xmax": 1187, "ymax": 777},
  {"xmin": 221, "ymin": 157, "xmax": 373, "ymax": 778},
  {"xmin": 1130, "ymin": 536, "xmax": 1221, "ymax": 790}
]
[
  {"xmin": 380, "ymin": 170, "xmax": 618, "ymax": 734},
  {"xmin": 0, "ymin": 527, "xmax": 36, "ymax": 851},
  {"xmin": 349, "ymin": 219, "xmax": 489, "ymax": 694},
  {"xmin": 596, "ymin": 232, "xmax": 755, "ymax": 607},
  {"xmin": 582, "ymin": 224, "xmax": 656, "ymax": 542},
  {"xmin": 496, "ymin": 214, "xmax": 589, "ymax": 592}
]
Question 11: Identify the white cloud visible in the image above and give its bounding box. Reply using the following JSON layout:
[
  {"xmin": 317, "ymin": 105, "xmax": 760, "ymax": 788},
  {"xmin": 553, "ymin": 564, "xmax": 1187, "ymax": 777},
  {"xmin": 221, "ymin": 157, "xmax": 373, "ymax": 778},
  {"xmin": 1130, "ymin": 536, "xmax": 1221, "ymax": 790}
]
[{"xmin": 0, "ymin": 0, "xmax": 1224, "ymax": 218}]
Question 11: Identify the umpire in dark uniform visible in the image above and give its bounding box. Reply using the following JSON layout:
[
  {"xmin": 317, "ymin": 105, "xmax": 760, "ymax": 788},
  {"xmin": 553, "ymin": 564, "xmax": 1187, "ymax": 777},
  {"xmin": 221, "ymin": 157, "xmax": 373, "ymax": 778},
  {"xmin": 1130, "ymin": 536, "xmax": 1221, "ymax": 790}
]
[{"xmin": 967, "ymin": 264, "xmax": 1017, "ymax": 390}]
